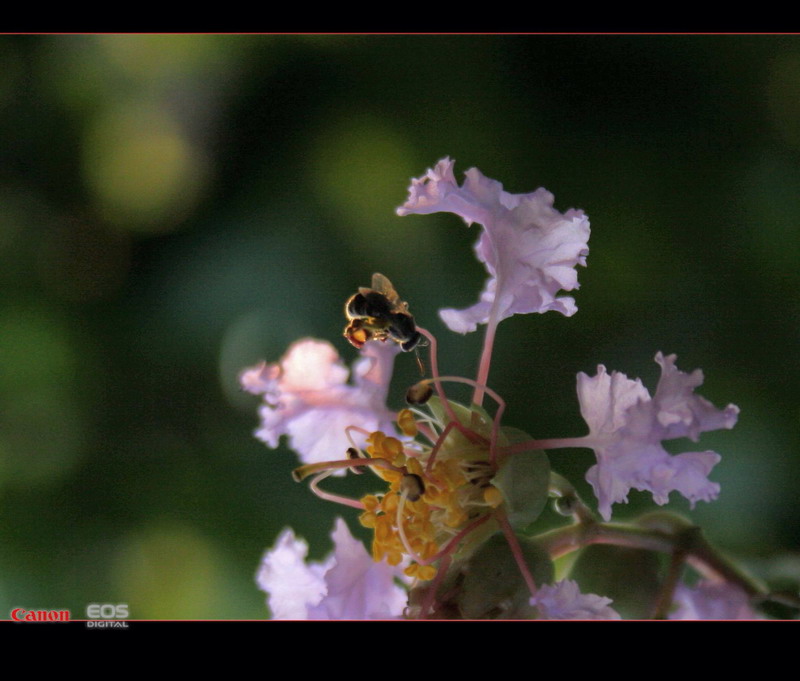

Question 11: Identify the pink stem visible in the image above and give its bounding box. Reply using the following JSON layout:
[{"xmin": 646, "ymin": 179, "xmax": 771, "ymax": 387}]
[
  {"xmin": 309, "ymin": 472, "xmax": 366, "ymax": 510},
  {"xmin": 417, "ymin": 326, "xmax": 484, "ymax": 445},
  {"xmin": 471, "ymin": 229, "xmax": 504, "ymax": 408},
  {"xmin": 418, "ymin": 326, "xmax": 461, "ymax": 425},
  {"xmin": 344, "ymin": 425, "xmax": 371, "ymax": 452},
  {"xmin": 420, "ymin": 513, "xmax": 491, "ymax": 566},
  {"xmin": 489, "ymin": 393, "xmax": 504, "ymax": 470},
  {"xmin": 415, "ymin": 514, "xmax": 492, "ymax": 619},
  {"xmin": 502, "ymin": 436, "xmax": 591, "ymax": 456},
  {"xmin": 419, "ymin": 554, "xmax": 452, "ymax": 620},
  {"xmin": 425, "ymin": 420, "xmax": 456, "ymax": 475},
  {"xmin": 424, "ymin": 375, "xmax": 506, "ymax": 470},
  {"xmin": 496, "ymin": 509, "xmax": 537, "ymax": 597},
  {"xmin": 473, "ymin": 316, "xmax": 499, "ymax": 408},
  {"xmin": 415, "ymin": 422, "xmax": 438, "ymax": 445}
]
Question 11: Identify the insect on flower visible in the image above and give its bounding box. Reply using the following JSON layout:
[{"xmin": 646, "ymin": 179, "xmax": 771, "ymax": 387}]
[
  {"xmin": 248, "ymin": 158, "xmax": 759, "ymax": 621},
  {"xmin": 344, "ymin": 273, "xmax": 423, "ymax": 352}
]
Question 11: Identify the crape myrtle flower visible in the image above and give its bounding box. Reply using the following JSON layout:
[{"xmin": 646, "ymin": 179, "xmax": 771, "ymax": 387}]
[
  {"xmin": 530, "ymin": 580, "xmax": 621, "ymax": 620},
  {"xmin": 257, "ymin": 518, "xmax": 407, "ymax": 620},
  {"xmin": 669, "ymin": 581, "xmax": 760, "ymax": 620},
  {"xmin": 397, "ymin": 157, "xmax": 590, "ymax": 334},
  {"xmin": 239, "ymin": 338, "xmax": 399, "ymax": 469},
  {"xmin": 577, "ymin": 352, "xmax": 740, "ymax": 521},
  {"xmin": 243, "ymin": 158, "xmax": 755, "ymax": 620}
]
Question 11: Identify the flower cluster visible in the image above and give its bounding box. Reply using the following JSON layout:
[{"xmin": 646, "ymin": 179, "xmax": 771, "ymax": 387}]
[{"xmin": 241, "ymin": 159, "xmax": 761, "ymax": 620}]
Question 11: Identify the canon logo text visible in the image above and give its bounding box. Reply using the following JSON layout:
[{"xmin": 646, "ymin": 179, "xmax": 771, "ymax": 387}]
[{"xmin": 11, "ymin": 608, "xmax": 70, "ymax": 622}]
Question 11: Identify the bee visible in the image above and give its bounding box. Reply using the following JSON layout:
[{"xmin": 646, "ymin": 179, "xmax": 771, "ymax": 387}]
[{"xmin": 344, "ymin": 273, "xmax": 423, "ymax": 353}]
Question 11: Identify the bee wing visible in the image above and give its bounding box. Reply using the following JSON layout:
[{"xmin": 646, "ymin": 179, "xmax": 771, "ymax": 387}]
[
  {"xmin": 371, "ymin": 273, "xmax": 396, "ymax": 299},
  {"xmin": 371, "ymin": 272, "xmax": 408, "ymax": 312}
]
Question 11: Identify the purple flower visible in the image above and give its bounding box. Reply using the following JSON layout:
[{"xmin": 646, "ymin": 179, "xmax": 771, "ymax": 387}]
[
  {"xmin": 531, "ymin": 580, "xmax": 621, "ymax": 620},
  {"xmin": 578, "ymin": 353, "xmax": 740, "ymax": 520},
  {"xmin": 669, "ymin": 581, "xmax": 760, "ymax": 620},
  {"xmin": 397, "ymin": 158, "xmax": 590, "ymax": 333},
  {"xmin": 257, "ymin": 518, "xmax": 408, "ymax": 620},
  {"xmin": 240, "ymin": 338, "xmax": 398, "ymax": 469}
]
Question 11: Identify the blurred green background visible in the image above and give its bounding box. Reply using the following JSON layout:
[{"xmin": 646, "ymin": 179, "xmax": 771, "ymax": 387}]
[{"xmin": 0, "ymin": 35, "xmax": 797, "ymax": 619}]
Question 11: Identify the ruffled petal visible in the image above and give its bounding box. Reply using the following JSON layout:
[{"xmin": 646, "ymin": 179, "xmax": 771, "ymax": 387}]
[
  {"xmin": 670, "ymin": 581, "xmax": 760, "ymax": 620},
  {"xmin": 257, "ymin": 519, "xmax": 407, "ymax": 620},
  {"xmin": 397, "ymin": 158, "xmax": 590, "ymax": 333},
  {"xmin": 531, "ymin": 580, "xmax": 621, "ymax": 620},
  {"xmin": 278, "ymin": 338, "xmax": 349, "ymax": 392},
  {"xmin": 652, "ymin": 352, "xmax": 740, "ymax": 442},
  {"xmin": 240, "ymin": 339, "xmax": 398, "ymax": 470},
  {"xmin": 307, "ymin": 519, "xmax": 408, "ymax": 620},
  {"xmin": 586, "ymin": 442, "xmax": 721, "ymax": 521},
  {"xmin": 578, "ymin": 354, "xmax": 738, "ymax": 520},
  {"xmin": 577, "ymin": 365, "xmax": 650, "ymax": 437},
  {"xmin": 256, "ymin": 528, "xmax": 331, "ymax": 620},
  {"xmin": 239, "ymin": 360, "xmax": 280, "ymax": 399}
]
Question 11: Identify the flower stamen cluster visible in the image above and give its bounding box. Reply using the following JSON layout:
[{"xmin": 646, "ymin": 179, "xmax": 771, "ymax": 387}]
[{"xmin": 356, "ymin": 408, "xmax": 502, "ymax": 582}]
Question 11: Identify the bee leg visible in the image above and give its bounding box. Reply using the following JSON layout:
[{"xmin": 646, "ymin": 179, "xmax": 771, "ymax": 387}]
[{"xmin": 414, "ymin": 347, "xmax": 427, "ymax": 377}]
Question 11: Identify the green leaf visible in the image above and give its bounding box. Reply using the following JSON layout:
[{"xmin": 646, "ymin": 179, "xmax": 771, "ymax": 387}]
[
  {"xmin": 492, "ymin": 427, "xmax": 550, "ymax": 531},
  {"xmin": 458, "ymin": 533, "xmax": 555, "ymax": 619},
  {"xmin": 568, "ymin": 544, "xmax": 663, "ymax": 619}
]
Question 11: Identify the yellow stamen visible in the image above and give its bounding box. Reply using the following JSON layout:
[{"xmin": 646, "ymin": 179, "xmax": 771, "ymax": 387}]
[
  {"xmin": 386, "ymin": 550, "xmax": 403, "ymax": 566},
  {"xmin": 483, "ymin": 485, "xmax": 504, "ymax": 508},
  {"xmin": 404, "ymin": 563, "xmax": 437, "ymax": 581},
  {"xmin": 381, "ymin": 492, "xmax": 399, "ymax": 515},
  {"xmin": 367, "ymin": 431, "xmax": 385, "ymax": 455},
  {"xmin": 382, "ymin": 436, "xmax": 404, "ymax": 460},
  {"xmin": 362, "ymin": 494, "xmax": 381, "ymax": 512},
  {"xmin": 397, "ymin": 409, "xmax": 418, "ymax": 437},
  {"xmin": 406, "ymin": 457, "xmax": 424, "ymax": 477},
  {"xmin": 375, "ymin": 515, "xmax": 393, "ymax": 542}
]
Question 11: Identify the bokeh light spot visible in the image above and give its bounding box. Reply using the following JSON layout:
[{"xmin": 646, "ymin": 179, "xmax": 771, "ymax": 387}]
[
  {"xmin": 112, "ymin": 523, "xmax": 221, "ymax": 619},
  {"xmin": 309, "ymin": 115, "xmax": 439, "ymax": 269},
  {"xmin": 82, "ymin": 103, "xmax": 208, "ymax": 232},
  {"xmin": 98, "ymin": 34, "xmax": 236, "ymax": 82}
]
